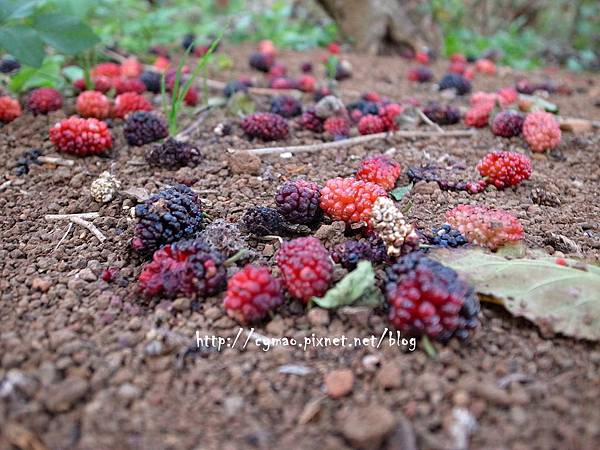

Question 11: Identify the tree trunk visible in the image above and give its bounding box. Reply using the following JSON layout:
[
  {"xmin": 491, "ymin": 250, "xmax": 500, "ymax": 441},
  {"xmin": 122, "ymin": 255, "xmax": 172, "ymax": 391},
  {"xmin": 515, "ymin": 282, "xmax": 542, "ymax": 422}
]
[{"xmin": 315, "ymin": 0, "xmax": 442, "ymax": 55}]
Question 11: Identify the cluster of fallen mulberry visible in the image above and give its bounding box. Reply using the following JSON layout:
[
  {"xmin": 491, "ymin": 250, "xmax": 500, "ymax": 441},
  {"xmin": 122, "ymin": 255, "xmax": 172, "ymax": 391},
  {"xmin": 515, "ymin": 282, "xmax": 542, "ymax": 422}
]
[{"xmin": 130, "ymin": 154, "xmax": 527, "ymax": 344}]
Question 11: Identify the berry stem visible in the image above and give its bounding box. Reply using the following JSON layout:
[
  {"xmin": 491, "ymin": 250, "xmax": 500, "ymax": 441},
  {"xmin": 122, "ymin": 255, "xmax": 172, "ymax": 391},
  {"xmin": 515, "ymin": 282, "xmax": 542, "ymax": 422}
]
[{"xmin": 224, "ymin": 249, "xmax": 251, "ymax": 267}]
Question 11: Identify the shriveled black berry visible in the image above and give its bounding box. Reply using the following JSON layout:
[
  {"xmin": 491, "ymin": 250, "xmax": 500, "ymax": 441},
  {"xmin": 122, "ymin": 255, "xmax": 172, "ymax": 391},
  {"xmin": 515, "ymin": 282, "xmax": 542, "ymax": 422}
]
[
  {"xmin": 145, "ymin": 138, "xmax": 201, "ymax": 169},
  {"xmin": 438, "ymin": 73, "xmax": 472, "ymax": 96},
  {"xmin": 140, "ymin": 71, "xmax": 162, "ymax": 94},
  {"xmin": 242, "ymin": 207, "xmax": 287, "ymax": 236},
  {"xmin": 124, "ymin": 111, "xmax": 168, "ymax": 146},
  {"xmin": 423, "ymin": 103, "xmax": 461, "ymax": 125},
  {"xmin": 430, "ymin": 224, "xmax": 468, "ymax": 248},
  {"xmin": 0, "ymin": 57, "xmax": 20, "ymax": 74},
  {"xmin": 223, "ymin": 80, "xmax": 249, "ymax": 98},
  {"xmin": 270, "ymin": 95, "xmax": 302, "ymax": 118},
  {"xmin": 132, "ymin": 184, "xmax": 203, "ymax": 256},
  {"xmin": 347, "ymin": 100, "xmax": 380, "ymax": 116},
  {"xmin": 181, "ymin": 33, "xmax": 196, "ymax": 51},
  {"xmin": 275, "ymin": 179, "xmax": 322, "ymax": 225},
  {"xmin": 249, "ymin": 52, "xmax": 272, "ymax": 72},
  {"xmin": 13, "ymin": 148, "xmax": 42, "ymax": 176}
]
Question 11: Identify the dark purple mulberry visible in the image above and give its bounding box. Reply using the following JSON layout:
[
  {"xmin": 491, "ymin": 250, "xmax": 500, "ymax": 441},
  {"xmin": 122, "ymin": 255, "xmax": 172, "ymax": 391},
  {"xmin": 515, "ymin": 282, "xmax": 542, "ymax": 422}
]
[
  {"xmin": 145, "ymin": 138, "xmax": 201, "ymax": 169},
  {"xmin": 140, "ymin": 71, "xmax": 162, "ymax": 94},
  {"xmin": 241, "ymin": 112, "xmax": 289, "ymax": 141},
  {"xmin": 132, "ymin": 184, "xmax": 203, "ymax": 256},
  {"xmin": 270, "ymin": 95, "xmax": 302, "ymax": 118},
  {"xmin": 438, "ymin": 73, "xmax": 472, "ymax": 96},
  {"xmin": 124, "ymin": 111, "xmax": 168, "ymax": 146},
  {"xmin": 275, "ymin": 179, "xmax": 322, "ymax": 224},
  {"xmin": 423, "ymin": 103, "xmax": 461, "ymax": 125}
]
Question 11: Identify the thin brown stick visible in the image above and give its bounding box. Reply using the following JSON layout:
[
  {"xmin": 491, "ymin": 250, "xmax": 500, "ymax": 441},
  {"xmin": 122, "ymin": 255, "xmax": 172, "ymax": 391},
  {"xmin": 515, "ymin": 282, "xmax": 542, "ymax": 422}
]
[
  {"xmin": 0, "ymin": 180, "xmax": 12, "ymax": 191},
  {"xmin": 69, "ymin": 217, "xmax": 107, "ymax": 243},
  {"xmin": 239, "ymin": 129, "xmax": 477, "ymax": 156},
  {"xmin": 38, "ymin": 156, "xmax": 75, "ymax": 167}
]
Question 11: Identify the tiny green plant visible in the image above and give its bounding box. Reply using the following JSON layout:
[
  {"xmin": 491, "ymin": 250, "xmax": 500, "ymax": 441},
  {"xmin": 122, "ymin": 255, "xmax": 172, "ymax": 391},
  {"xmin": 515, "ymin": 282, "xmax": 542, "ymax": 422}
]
[{"xmin": 161, "ymin": 33, "xmax": 222, "ymax": 136}]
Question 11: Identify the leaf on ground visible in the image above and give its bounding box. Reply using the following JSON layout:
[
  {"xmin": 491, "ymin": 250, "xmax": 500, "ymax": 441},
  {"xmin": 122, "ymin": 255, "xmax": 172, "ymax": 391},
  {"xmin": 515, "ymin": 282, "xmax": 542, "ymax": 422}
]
[
  {"xmin": 390, "ymin": 183, "xmax": 413, "ymax": 201},
  {"xmin": 312, "ymin": 261, "xmax": 383, "ymax": 309},
  {"xmin": 431, "ymin": 247, "xmax": 600, "ymax": 341},
  {"xmin": 227, "ymin": 92, "xmax": 255, "ymax": 116}
]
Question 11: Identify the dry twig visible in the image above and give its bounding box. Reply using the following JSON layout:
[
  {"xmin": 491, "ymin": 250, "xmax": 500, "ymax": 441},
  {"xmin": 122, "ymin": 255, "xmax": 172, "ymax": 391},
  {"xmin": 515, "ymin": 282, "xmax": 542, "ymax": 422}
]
[
  {"xmin": 44, "ymin": 212, "xmax": 106, "ymax": 243},
  {"xmin": 237, "ymin": 129, "xmax": 476, "ymax": 156},
  {"xmin": 417, "ymin": 109, "xmax": 444, "ymax": 133},
  {"xmin": 38, "ymin": 156, "xmax": 74, "ymax": 167},
  {"xmin": 69, "ymin": 217, "xmax": 107, "ymax": 243}
]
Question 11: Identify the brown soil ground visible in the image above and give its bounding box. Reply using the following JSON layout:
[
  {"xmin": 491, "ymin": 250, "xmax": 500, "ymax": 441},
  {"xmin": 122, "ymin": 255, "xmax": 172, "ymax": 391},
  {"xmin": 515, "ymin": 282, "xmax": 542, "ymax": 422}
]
[{"xmin": 1, "ymin": 43, "xmax": 600, "ymax": 450}]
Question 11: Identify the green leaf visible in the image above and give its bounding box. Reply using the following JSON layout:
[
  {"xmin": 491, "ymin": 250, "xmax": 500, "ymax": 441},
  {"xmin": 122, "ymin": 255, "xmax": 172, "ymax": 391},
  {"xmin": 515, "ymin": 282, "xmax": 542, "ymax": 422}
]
[
  {"xmin": 0, "ymin": 0, "xmax": 39, "ymax": 22},
  {"xmin": 0, "ymin": 25, "xmax": 44, "ymax": 67},
  {"xmin": 312, "ymin": 261, "xmax": 383, "ymax": 309},
  {"xmin": 33, "ymin": 13, "xmax": 99, "ymax": 55},
  {"xmin": 9, "ymin": 54, "xmax": 64, "ymax": 93},
  {"xmin": 390, "ymin": 183, "xmax": 413, "ymax": 201},
  {"xmin": 62, "ymin": 65, "xmax": 84, "ymax": 83},
  {"xmin": 431, "ymin": 248, "xmax": 600, "ymax": 341}
]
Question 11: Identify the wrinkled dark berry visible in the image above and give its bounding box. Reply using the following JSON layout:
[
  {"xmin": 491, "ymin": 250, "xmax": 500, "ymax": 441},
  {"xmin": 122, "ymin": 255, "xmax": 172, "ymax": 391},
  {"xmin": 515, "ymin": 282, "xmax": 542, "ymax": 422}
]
[{"xmin": 145, "ymin": 138, "xmax": 201, "ymax": 169}]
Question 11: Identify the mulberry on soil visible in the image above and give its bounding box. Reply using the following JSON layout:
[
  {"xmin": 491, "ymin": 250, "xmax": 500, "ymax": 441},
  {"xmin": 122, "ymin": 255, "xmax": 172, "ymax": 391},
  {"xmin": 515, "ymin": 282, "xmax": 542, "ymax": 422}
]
[
  {"xmin": 423, "ymin": 103, "xmax": 461, "ymax": 125},
  {"xmin": 438, "ymin": 73, "xmax": 472, "ymax": 96},
  {"xmin": 446, "ymin": 205, "xmax": 524, "ymax": 250},
  {"xmin": 332, "ymin": 236, "xmax": 387, "ymax": 269},
  {"xmin": 0, "ymin": 96, "xmax": 22, "ymax": 123},
  {"xmin": 270, "ymin": 95, "xmax": 302, "ymax": 118},
  {"xmin": 276, "ymin": 237, "xmax": 333, "ymax": 303},
  {"xmin": 49, "ymin": 117, "xmax": 112, "ymax": 156},
  {"xmin": 124, "ymin": 111, "xmax": 168, "ymax": 146},
  {"xmin": 76, "ymin": 91, "xmax": 111, "ymax": 119},
  {"xmin": 275, "ymin": 179, "xmax": 322, "ymax": 225},
  {"xmin": 242, "ymin": 112, "xmax": 289, "ymax": 141},
  {"xmin": 323, "ymin": 116, "xmax": 350, "ymax": 139},
  {"xmin": 385, "ymin": 252, "xmax": 480, "ymax": 342},
  {"xmin": 355, "ymin": 155, "xmax": 402, "ymax": 191},
  {"xmin": 145, "ymin": 138, "xmax": 201, "ymax": 169},
  {"xmin": 320, "ymin": 177, "xmax": 386, "ymax": 225},
  {"xmin": 358, "ymin": 114, "xmax": 386, "ymax": 135},
  {"xmin": 242, "ymin": 207, "xmax": 288, "ymax": 236},
  {"xmin": 223, "ymin": 265, "xmax": 283, "ymax": 324},
  {"xmin": 132, "ymin": 184, "xmax": 203, "ymax": 256},
  {"xmin": 477, "ymin": 150, "xmax": 532, "ymax": 189},
  {"xmin": 139, "ymin": 239, "xmax": 226, "ymax": 298},
  {"xmin": 27, "ymin": 88, "xmax": 62, "ymax": 115},
  {"xmin": 491, "ymin": 110, "xmax": 524, "ymax": 137},
  {"xmin": 112, "ymin": 92, "xmax": 153, "ymax": 119},
  {"xmin": 522, "ymin": 111, "xmax": 561, "ymax": 153},
  {"xmin": 299, "ymin": 109, "xmax": 324, "ymax": 133},
  {"xmin": 430, "ymin": 224, "xmax": 468, "ymax": 248}
]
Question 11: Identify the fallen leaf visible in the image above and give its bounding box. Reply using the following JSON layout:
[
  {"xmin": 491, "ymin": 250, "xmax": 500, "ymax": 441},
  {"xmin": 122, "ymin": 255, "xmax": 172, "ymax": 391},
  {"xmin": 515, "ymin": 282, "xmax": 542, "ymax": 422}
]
[
  {"xmin": 390, "ymin": 183, "xmax": 413, "ymax": 201},
  {"xmin": 312, "ymin": 261, "xmax": 383, "ymax": 309},
  {"xmin": 431, "ymin": 247, "xmax": 600, "ymax": 341}
]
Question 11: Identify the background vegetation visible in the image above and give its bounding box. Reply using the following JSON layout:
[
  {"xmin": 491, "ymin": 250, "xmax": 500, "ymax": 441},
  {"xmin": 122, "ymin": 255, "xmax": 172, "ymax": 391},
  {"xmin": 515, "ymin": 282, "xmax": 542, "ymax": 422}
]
[{"xmin": 1, "ymin": 0, "xmax": 598, "ymax": 71}]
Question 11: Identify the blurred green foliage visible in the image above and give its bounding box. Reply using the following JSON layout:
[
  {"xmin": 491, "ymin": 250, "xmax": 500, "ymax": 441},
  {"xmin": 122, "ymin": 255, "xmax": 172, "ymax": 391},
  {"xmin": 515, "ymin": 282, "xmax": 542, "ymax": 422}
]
[
  {"xmin": 428, "ymin": 0, "xmax": 599, "ymax": 70},
  {"xmin": 88, "ymin": 0, "xmax": 336, "ymax": 55}
]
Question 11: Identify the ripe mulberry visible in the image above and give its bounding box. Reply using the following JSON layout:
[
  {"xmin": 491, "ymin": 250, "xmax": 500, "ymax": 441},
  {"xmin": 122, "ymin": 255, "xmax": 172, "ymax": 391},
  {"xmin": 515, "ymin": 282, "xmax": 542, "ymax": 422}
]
[
  {"xmin": 332, "ymin": 236, "xmax": 388, "ymax": 269},
  {"xmin": 276, "ymin": 237, "xmax": 333, "ymax": 303},
  {"xmin": 358, "ymin": 114, "xmax": 386, "ymax": 135},
  {"xmin": 385, "ymin": 252, "xmax": 479, "ymax": 342},
  {"xmin": 275, "ymin": 179, "xmax": 322, "ymax": 224},
  {"xmin": 477, "ymin": 150, "xmax": 532, "ymax": 189},
  {"xmin": 429, "ymin": 224, "xmax": 468, "ymax": 247},
  {"xmin": 27, "ymin": 88, "xmax": 62, "ymax": 115},
  {"xmin": 114, "ymin": 77, "xmax": 146, "ymax": 95},
  {"xmin": 438, "ymin": 73, "xmax": 472, "ymax": 96},
  {"xmin": 270, "ymin": 95, "xmax": 302, "ymax": 118},
  {"xmin": 242, "ymin": 207, "xmax": 287, "ymax": 236},
  {"xmin": 323, "ymin": 116, "xmax": 350, "ymax": 139},
  {"xmin": 423, "ymin": 103, "xmax": 461, "ymax": 125},
  {"xmin": 522, "ymin": 111, "xmax": 561, "ymax": 152},
  {"xmin": 140, "ymin": 71, "xmax": 162, "ymax": 94},
  {"xmin": 145, "ymin": 138, "xmax": 201, "ymax": 169},
  {"xmin": 0, "ymin": 96, "xmax": 22, "ymax": 123},
  {"xmin": 320, "ymin": 177, "xmax": 386, "ymax": 225},
  {"xmin": 223, "ymin": 265, "xmax": 283, "ymax": 324},
  {"xmin": 491, "ymin": 110, "xmax": 524, "ymax": 137},
  {"xmin": 112, "ymin": 92, "xmax": 153, "ymax": 119},
  {"xmin": 76, "ymin": 91, "xmax": 111, "ymax": 119},
  {"xmin": 446, "ymin": 205, "xmax": 524, "ymax": 250},
  {"xmin": 299, "ymin": 109, "xmax": 324, "ymax": 132},
  {"xmin": 355, "ymin": 155, "xmax": 401, "ymax": 191},
  {"xmin": 123, "ymin": 111, "xmax": 168, "ymax": 146},
  {"xmin": 139, "ymin": 239, "xmax": 226, "ymax": 298},
  {"xmin": 242, "ymin": 112, "xmax": 289, "ymax": 141},
  {"xmin": 132, "ymin": 184, "xmax": 203, "ymax": 256},
  {"xmin": 49, "ymin": 117, "xmax": 112, "ymax": 156}
]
